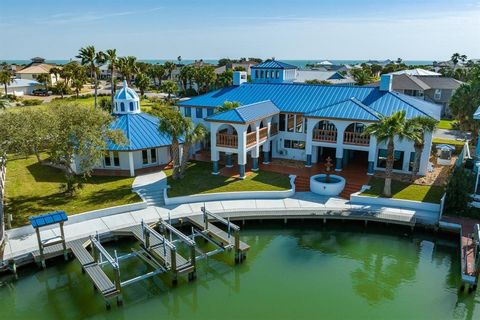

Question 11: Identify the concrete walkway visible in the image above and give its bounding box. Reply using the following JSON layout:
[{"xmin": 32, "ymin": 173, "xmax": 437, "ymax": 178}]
[
  {"xmin": 433, "ymin": 128, "xmax": 463, "ymax": 140},
  {"xmin": 132, "ymin": 171, "xmax": 167, "ymax": 206},
  {"xmin": 3, "ymin": 191, "xmax": 440, "ymax": 264}
]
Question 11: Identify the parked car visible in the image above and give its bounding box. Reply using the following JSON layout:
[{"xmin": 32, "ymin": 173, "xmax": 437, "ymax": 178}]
[{"xmin": 32, "ymin": 89, "xmax": 49, "ymax": 96}]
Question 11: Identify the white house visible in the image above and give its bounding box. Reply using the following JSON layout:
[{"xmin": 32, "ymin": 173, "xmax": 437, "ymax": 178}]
[
  {"xmin": 72, "ymin": 81, "xmax": 176, "ymax": 177},
  {"xmin": 178, "ymin": 60, "xmax": 441, "ymax": 179},
  {"xmin": 0, "ymin": 79, "xmax": 42, "ymax": 96}
]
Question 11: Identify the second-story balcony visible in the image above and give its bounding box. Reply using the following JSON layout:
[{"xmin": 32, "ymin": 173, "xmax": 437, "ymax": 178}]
[
  {"xmin": 259, "ymin": 127, "xmax": 268, "ymax": 141},
  {"xmin": 312, "ymin": 129, "xmax": 337, "ymax": 143},
  {"xmin": 270, "ymin": 123, "xmax": 279, "ymax": 136},
  {"xmin": 343, "ymin": 131, "xmax": 370, "ymax": 146},
  {"xmin": 217, "ymin": 133, "xmax": 238, "ymax": 148},
  {"xmin": 246, "ymin": 131, "xmax": 257, "ymax": 147}
]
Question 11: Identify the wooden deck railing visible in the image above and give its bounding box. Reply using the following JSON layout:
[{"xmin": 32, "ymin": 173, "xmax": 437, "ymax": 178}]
[
  {"xmin": 270, "ymin": 123, "xmax": 278, "ymax": 136},
  {"xmin": 246, "ymin": 131, "xmax": 257, "ymax": 147},
  {"xmin": 216, "ymin": 133, "xmax": 238, "ymax": 148},
  {"xmin": 312, "ymin": 129, "xmax": 337, "ymax": 143},
  {"xmin": 343, "ymin": 131, "xmax": 370, "ymax": 146},
  {"xmin": 259, "ymin": 127, "xmax": 268, "ymax": 141}
]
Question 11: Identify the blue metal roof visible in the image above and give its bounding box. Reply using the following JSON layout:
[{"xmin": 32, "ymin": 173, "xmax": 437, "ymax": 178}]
[
  {"xmin": 307, "ymin": 98, "xmax": 380, "ymax": 121},
  {"xmin": 115, "ymin": 81, "xmax": 139, "ymax": 100},
  {"xmin": 475, "ymin": 105, "xmax": 480, "ymax": 120},
  {"xmin": 29, "ymin": 210, "xmax": 68, "ymax": 228},
  {"xmin": 206, "ymin": 100, "xmax": 280, "ymax": 123},
  {"xmin": 108, "ymin": 113, "xmax": 177, "ymax": 151},
  {"xmin": 252, "ymin": 60, "xmax": 298, "ymax": 69},
  {"xmin": 179, "ymin": 83, "xmax": 439, "ymax": 120}
]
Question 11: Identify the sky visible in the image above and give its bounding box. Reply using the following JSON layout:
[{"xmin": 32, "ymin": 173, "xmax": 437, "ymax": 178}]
[{"xmin": 1, "ymin": 0, "xmax": 479, "ymax": 61}]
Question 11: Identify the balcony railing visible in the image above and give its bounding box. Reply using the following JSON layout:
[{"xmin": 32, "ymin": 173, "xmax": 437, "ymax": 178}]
[
  {"xmin": 259, "ymin": 127, "xmax": 268, "ymax": 141},
  {"xmin": 246, "ymin": 131, "xmax": 257, "ymax": 147},
  {"xmin": 312, "ymin": 129, "xmax": 337, "ymax": 143},
  {"xmin": 270, "ymin": 123, "xmax": 278, "ymax": 136},
  {"xmin": 343, "ymin": 131, "xmax": 370, "ymax": 146},
  {"xmin": 217, "ymin": 133, "xmax": 238, "ymax": 148}
]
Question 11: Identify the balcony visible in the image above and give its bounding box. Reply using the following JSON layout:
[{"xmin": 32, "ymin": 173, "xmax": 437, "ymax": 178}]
[
  {"xmin": 217, "ymin": 133, "xmax": 238, "ymax": 148},
  {"xmin": 259, "ymin": 127, "xmax": 268, "ymax": 141},
  {"xmin": 312, "ymin": 129, "xmax": 337, "ymax": 143},
  {"xmin": 343, "ymin": 131, "xmax": 370, "ymax": 146},
  {"xmin": 246, "ymin": 131, "xmax": 257, "ymax": 147}
]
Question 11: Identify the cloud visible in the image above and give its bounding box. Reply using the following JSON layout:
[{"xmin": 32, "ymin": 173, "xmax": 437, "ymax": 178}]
[{"xmin": 37, "ymin": 7, "xmax": 163, "ymax": 25}]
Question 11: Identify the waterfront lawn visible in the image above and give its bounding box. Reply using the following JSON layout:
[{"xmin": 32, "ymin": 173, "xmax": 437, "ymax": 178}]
[
  {"xmin": 360, "ymin": 177, "xmax": 445, "ymax": 203},
  {"xmin": 437, "ymin": 119, "xmax": 457, "ymax": 130},
  {"xmin": 5, "ymin": 155, "xmax": 141, "ymax": 227},
  {"xmin": 166, "ymin": 161, "xmax": 291, "ymax": 197}
]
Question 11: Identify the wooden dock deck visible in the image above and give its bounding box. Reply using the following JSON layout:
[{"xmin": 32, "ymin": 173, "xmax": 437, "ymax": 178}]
[
  {"xmin": 112, "ymin": 224, "xmax": 193, "ymax": 275},
  {"xmin": 187, "ymin": 215, "xmax": 250, "ymax": 253}
]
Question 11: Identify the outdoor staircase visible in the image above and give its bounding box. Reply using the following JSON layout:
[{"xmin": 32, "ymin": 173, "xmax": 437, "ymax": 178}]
[
  {"xmin": 294, "ymin": 176, "xmax": 311, "ymax": 192},
  {"xmin": 339, "ymin": 182, "xmax": 364, "ymax": 200},
  {"xmin": 134, "ymin": 186, "xmax": 166, "ymax": 206}
]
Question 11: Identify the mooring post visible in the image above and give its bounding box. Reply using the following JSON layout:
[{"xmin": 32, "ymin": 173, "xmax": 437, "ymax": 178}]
[
  {"xmin": 234, "ymin": 229, "xmax": 241, "ymax": 263},
  {"xmin": 202, "ymin": 206, "xmax": 209, "ymax": 230},
  {"xmin": 190, "ymin": 244, "xmax": 197, "ymax": 280},
  {"xmin": 35, "ymin": 227, "xmax": 45, "ymax": 268},
  {"xmin": 170, "ymin": 246, "xmax": 178, "ymax": 285},
  {"xmin": 60, "ymin": 221, "xmax": 68, "ymax": 261},
  {"xmin": 113, "ymin": 250, "xmax": 122, "ymax": 297}
]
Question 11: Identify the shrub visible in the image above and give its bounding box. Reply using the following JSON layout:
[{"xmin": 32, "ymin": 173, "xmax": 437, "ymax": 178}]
[
  {"xmin": 22, "ymin": 99, "xmax": 43, "ymax": 106},
  {"xmin": 445, "ymin": 166, "xmax": 474, "ymax": 214},
  {"xmin": 98, "ymin": 97, "xmax": 112, "ymax": 112}
]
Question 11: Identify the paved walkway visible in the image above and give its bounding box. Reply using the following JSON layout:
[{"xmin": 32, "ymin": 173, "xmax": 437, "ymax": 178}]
[
  {"xmin": 3, "ymin": 190, "xmax": 440, "ymax": 263},
  {"xmin": 132, "ymin": 171, "xmax": 167, "ymax": 206},
  {"xmin": 433, "ymin": 128, "xmax": 463, "ymax": 140}
]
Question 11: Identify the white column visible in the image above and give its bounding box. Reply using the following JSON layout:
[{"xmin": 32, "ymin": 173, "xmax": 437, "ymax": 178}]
[
  {"xmin": 128, "ymin": 152, "xmax": 135, "ymax": 177},
  {"xmin": 237, "ymin": 125, "xmax": 247, "ymax": 165}
]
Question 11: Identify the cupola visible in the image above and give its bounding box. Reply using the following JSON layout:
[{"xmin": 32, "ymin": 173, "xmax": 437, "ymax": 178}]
[{"xmin": 113, "ymin": 80, "xmax": 141, "ymax": 114}]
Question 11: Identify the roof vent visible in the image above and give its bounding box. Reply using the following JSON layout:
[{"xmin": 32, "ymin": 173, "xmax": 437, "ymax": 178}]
[
  {"xmin": 379, "ymin": 74, "xmax": 393, "ymax": 92},
  {"xmin": 233, "ymin": 71, "xmax": 247, "ymax": 86}
]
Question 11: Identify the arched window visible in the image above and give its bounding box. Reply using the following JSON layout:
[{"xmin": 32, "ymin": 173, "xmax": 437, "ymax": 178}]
[
  {"xmin": 120, "ymin": 102, "xmax": 125, "ymax": 112},
  {"xmin": 136, "ymin": 102, "xmax": 139, "ymax": 110},
  {"xmin": 129, "ymin": 102, "xmax": 134, "ymax": 111}
]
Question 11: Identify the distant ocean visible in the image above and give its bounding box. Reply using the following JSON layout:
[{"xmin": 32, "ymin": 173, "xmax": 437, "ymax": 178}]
[{"xmin": 1, "ymin": 59, "xmax": 435, "ymax": 67}]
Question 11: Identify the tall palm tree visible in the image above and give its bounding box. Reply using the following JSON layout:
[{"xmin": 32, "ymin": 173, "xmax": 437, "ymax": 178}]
[
  {"xmin": 49, "ymin": 67, "xmax": 61, "ymax": 83},
  {"xmin": 178, "ymin": 65, "xmax": 195, "ymax": 93},
  {"xmin": 364, "ymin": 111, "xmax": 416, "ymax": 197},
  {"xmin": 156, "ymin": 108, "xmax": 186, "ymax": 179},
  {"xmin": 104, "ymin": 49, "xmax": 118, "ymax": 108},
  {"xmin": 180, "ymin": 121, "xmax": 207, "ymax": 176},
  {"xmin": 164, "ymin": 61, "xmax": 176, "ymax": 80},
  {"xmin": 405, "ymin": 116, "xmax": 438, "ymax": 181},
  {"xmin": 451, "ymin": 53, "xmax": 467, "ymax": 69},
  {"xmin": 161, "ymin": 80, "xmax": 178, "ymax": 100},
  {"xmin": 76, "ymin": 45, "xmax": 105, "ymax": 108},
  {"xmin": 36, "ymin": 73, "xmax": 50, "ymax": 90},
  {"xmin": 0, "ymin": 70, "xmax": 12, "ymax": 97},
  {"xmin": 117, "ymin": 56, "xmax": 137, "ymax": 84},
  {"xmin": 135, "ymin": 72, "xmax": 150, "ymax": 96}
]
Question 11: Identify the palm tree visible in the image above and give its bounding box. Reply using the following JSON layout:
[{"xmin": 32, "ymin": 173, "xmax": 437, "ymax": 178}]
[
  {"xmin": 405, "ymin": 116, "xmax": 438, "ymax": 181},
  {"xmin": 216, "ymin": 101, "xmax": 240, "ymax": 113},
  {"xmin": 36, "ymin": 73, "xmax": 50, "ymax": 90},
  {"xmin": 164, "ymin": 61, "xmax": 176, "ymax": 80},
  {"xmin": 49, "ymin": 67, "xmax": 61, "ymax": 82},
  {"xmin": 117, "ymin": 56, "xmax": 137, "ymax": 84},
  {"xmin": 0, "ymin": 70, "xmax": 12, "ymax": 97},
  {"xmin": 161, "ymin": 80, "xmax": 178, "ymax": 100},
  {"xmin": 157, "ymin": 108, "xmax": 186, "ymax": 179},
  {"xmin": 178, "ymin": 65, "xmax": 195, "ymax": 93},
  {"xmin": 104, "ymin": 49, "xmax": 118, "ymax": 108},
  {"xmin": 451, "ymin": 53, "xmax": 467, "ymax": 69},
  {"xmin": 364, "ymin": 111, "xmax": 416, "ymax": 197},
  {"xmin": 180, "ymin": 121, "xmax": 207, "ymax": 176},
  {"xmin": 135, "ymin": 72, "xmax": 150, "ymax": 96},
  {"xmin": 76, "ymin": 45, "xmax": 105, "ymax": 108},
  {"xmin": 0, "ymin": 99, "xmax": 9, "ymax": 110},
  {"xmin": 351, "ymin": 68, "xmax": 374, "ymax": 85}
]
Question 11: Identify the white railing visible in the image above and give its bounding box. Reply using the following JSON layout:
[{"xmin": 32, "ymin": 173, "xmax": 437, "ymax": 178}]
[{"xmin": 0, "ymin": 156, "xmax": 6, "ymax": 249}]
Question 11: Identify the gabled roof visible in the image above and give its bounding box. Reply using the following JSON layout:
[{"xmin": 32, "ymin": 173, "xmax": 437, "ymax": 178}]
[
  {"xmin": 206, "ymin": 100, "xmax": 280, "ymax": 124},
  {"xmin": 252, "ymin": 60, "xmax": 297, "ymax": 69},
  {"xmin": 416, "ymin": 76, "xmax": 463, "ymax": 90},
  {"xmin": 29, "ymin": 210, "xmax": 68, "ymax": 228},
  {"xmin": 389, "ymin": 68, "xmax": 441, "ymax": 76},
  {"xmin": 108, "ymin": 113, "xmax": 177, "ymax": 150},
  {"xmin": 307, "ymin": 98, "xmax": 380, "ymax": 121},
  {"xmin": 294, "ymin": 70, "xmax": 346, "ymax": 83},
  {"xmin": 16, "ymin": 63, "xmax": 55, "ymax": 74},
  {"xmin": 179, "ymin": 82, "xmax": 439, "ymax": 120}
]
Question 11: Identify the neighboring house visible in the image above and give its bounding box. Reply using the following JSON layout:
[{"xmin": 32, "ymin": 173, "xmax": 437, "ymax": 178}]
[
  {"xmin": 389, "ymin": 68, "xmax": 441, "ymax": 76},
  {"xmin": 15, "ymin": 57, "xmax": 59, "ymax": 84},
  {"xmin": 0, "ymin": 79, "xmax": 42, "ymax": 96},
  {"xmin": 294, "ymin": 70, "xmax": 355, "ymax": 85},
  {"xmin": 368, "ymin": 74, "xmax": 462, "ymax": 116},
  {"xmin": 73, "ymin": 81, "xmax": 177, "ymax": 177},
  {"xmin": 178, "ymin": 61, "xmax": 440, "ymax": 179}
]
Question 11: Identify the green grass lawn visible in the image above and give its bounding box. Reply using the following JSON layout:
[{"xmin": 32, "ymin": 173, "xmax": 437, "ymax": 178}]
[
  {"xmin": 166, "ymin": 161, "xmax": 291, "ymax": 197},
  {"xmin": 4, "ymin": 155, "xmax": 141, "ymax": 227},
  {"xmin": 360, "ymin": 177, "xmax": 445, "ymax": 203},
  {"xmin": 432, "ymin": 137, "xmax": 466, "ymax": 146},
  {"xmin": 436, "ymin": 119, "xmax": 457, "ymax": 130}
]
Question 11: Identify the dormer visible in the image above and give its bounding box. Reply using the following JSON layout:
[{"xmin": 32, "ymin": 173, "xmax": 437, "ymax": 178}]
[
  {"xmin": 113, "ymin": 80, "xmax": 141, "ymax": 114},
  {"xmin": 251, "ymin": 59, "xmax": 298, "ymax": 84}
]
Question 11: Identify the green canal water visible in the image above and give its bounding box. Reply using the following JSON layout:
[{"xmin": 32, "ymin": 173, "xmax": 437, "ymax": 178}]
[{"xmin": 0, "ymin": 222, "xmax": 478, "ymax": 320}]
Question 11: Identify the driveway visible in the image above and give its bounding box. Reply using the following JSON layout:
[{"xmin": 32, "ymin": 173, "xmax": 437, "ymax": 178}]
[{"xmin": 433, "ymin": 128, "xmax": 464, "ymax": 140}]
